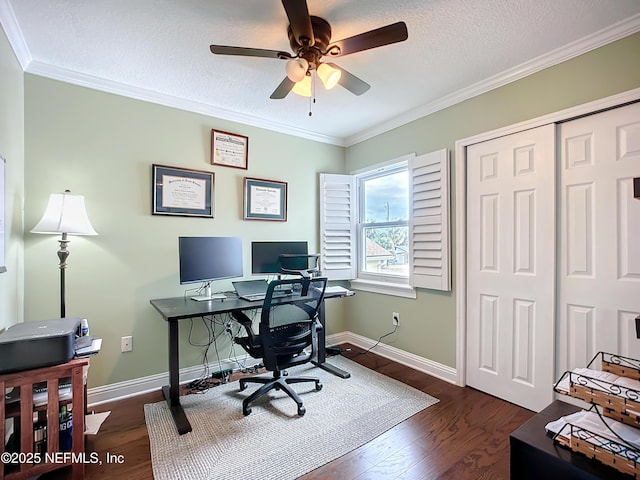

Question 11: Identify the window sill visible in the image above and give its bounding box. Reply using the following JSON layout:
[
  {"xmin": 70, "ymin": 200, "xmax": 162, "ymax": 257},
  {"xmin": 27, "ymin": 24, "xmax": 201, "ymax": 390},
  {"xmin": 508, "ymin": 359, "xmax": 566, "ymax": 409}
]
[{"xmin": 349, "ymin": 279, "xmax": 417, "ymax": 299}]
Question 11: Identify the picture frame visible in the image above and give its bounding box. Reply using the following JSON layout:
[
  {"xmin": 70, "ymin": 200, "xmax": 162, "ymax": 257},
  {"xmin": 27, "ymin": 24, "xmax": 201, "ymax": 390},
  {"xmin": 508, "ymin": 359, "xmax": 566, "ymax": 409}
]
[
  {"xmin": 211, "ymin": 129, "xmax": 248, "ymax": 169},
  {"xmin": 243, "ymin": 177, "xmax": 287, "ymax": 221},
  {"xmin": 152, "ymin": 164, "xmax": 214, "ymax": 218},
  {"xmin": 0, "ymin": 156, "xmax": 6, "ymax": 273}
]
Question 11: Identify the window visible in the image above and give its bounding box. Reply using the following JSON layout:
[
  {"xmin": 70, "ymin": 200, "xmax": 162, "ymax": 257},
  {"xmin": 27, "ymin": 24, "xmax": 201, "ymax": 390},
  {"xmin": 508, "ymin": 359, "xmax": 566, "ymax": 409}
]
[
  {"xmin": 320, "ymin": 148, "xmax": 451, "ymax": 296},
  {"xmin": 358, "ymin": 163, "xmax": 409, "ymax": 283}
]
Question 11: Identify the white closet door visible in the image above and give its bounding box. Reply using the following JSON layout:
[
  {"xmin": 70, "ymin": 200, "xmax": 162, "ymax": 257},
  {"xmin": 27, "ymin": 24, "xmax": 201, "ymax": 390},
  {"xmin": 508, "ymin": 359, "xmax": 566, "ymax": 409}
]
[
  {"xmin": 466, "ymin": 124, "xmax": 556, "ymax": 412},
  {"xmin": 558, "ymin": 102, "xmax": 640, "ymax": 374}
]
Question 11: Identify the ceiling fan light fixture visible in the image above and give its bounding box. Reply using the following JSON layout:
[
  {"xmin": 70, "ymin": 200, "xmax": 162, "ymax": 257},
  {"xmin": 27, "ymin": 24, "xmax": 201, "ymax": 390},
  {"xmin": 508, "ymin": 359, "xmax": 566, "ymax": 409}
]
[
  {"xmin": 291, "ymin": 75, "xmax": 311, "ymax": 97},
  {"xmin": 317, "ymin": 63, "xmax": 341, "ymax": 90},
  {"xmin": 285, "ymin": 58, "xmax": 309, "ymax": 83},
  {"xmin": 292, "ymin": 75, "xmax": 312, "ymax": 97}
]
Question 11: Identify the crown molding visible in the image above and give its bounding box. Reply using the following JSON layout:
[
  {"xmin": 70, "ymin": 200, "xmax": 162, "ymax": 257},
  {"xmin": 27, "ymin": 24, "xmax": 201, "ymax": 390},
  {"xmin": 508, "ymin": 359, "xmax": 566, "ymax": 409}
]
[
  {"xmin": 344, "ymin": 13, "xmax": 640, "ymax": 147},
  {"xmin": 0, "ymin": 0, "xmax": 31, "ymax": 69},
  {"xmin": 24, "ymin": 61, "xmax": 345, "ymax": 146},
  {"xmin": 3, "ymin": 3, "xmax": 638, "ymax": 148}
]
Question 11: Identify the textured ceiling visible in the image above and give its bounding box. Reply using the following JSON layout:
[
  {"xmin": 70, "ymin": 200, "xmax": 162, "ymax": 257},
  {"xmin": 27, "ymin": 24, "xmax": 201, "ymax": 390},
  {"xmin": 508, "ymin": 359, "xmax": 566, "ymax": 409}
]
[{"xmin": 3, "ymin": 0, "xmax": 640, "ymax": 145}]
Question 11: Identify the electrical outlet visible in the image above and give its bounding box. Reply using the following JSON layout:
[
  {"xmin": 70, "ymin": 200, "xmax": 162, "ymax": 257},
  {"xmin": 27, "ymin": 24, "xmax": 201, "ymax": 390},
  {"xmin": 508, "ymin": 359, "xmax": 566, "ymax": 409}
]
[
  {"xmin": 121, "ymin": 336, "xmax": 133, "ymax": 352},
  {"xmin": 392, "ymin": 312, "xmax": 400, "ymax": 327}
]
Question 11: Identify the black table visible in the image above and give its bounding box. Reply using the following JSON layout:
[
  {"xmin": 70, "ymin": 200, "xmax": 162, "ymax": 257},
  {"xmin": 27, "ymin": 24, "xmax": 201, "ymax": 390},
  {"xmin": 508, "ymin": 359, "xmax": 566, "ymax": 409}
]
[
  {"xmin": 150, "ymin": 290, "xmax": 351, "ymax": 435},
  {"xmin": 510, "ymin": 400, "xmax": 633, "ymax": 479}
]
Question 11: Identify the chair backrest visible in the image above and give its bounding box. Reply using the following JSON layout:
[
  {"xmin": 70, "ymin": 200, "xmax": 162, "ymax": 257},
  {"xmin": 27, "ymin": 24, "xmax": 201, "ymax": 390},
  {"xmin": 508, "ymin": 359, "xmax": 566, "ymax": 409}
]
[
  {"xmin": 259, "ymin": 277, "xmax": 328, "ymax": 371},
  {"xmin": 277, "ymin": 253, "xmax": 321, "ymax": 279}
]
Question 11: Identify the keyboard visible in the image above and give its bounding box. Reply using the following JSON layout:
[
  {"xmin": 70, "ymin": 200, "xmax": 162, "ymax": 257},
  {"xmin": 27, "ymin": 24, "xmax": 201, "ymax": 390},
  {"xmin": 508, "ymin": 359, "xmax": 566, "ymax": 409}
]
[
  {"xmin": 240, "ymin": 293, "xmax": 267, "ymax": 302},
  {"xmin": 240, "ymin": 291, "xmax": 291, "ymax": 302}
]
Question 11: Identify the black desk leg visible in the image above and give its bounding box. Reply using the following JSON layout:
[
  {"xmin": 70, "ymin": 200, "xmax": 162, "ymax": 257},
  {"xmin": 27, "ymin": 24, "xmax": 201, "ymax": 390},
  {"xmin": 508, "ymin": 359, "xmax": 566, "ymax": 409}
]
[
  {"xmin": 312, "ymin": 300, "xmax": 351, "ymax": 379},
  {"xmin": 162, "ymin": 320, "xmax": 192, "ymax": 435}
]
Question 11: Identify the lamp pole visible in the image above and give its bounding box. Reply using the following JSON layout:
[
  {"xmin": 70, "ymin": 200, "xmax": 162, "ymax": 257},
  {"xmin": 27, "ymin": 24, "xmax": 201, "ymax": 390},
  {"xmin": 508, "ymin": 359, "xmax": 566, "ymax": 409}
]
[{"xmin": 57, "ymin": 232, "xmax": 70, "ymax": 318}]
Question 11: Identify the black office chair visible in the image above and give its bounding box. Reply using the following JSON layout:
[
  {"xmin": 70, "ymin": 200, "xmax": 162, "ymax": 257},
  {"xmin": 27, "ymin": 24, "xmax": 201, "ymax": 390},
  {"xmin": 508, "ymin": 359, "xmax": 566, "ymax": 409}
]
[
  {"xmin": 277, "ymin": 253, "xmax": 321, "ymax": 279},
  {"xmin": 232, "ymin": 276, "xmax": 328, "ymax": 416}
]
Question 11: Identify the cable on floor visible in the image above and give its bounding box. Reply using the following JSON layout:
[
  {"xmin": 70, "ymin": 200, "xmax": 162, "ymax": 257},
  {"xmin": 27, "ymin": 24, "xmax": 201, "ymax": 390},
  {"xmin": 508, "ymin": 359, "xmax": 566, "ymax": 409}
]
[{"xmin": 343, "ymin": 325, "xmax": 399, "ymax": 357}]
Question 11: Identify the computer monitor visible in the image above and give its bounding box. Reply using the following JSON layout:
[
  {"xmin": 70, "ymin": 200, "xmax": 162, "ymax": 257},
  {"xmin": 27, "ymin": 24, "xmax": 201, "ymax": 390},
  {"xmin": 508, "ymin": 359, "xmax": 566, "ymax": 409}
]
[
  {"xmin": 179, "ymin": 236, "xmax": 243, "ymax": 300},
  {"xmin": 251, "ymin": 241, "xmax": 308, "ymax": 275}
]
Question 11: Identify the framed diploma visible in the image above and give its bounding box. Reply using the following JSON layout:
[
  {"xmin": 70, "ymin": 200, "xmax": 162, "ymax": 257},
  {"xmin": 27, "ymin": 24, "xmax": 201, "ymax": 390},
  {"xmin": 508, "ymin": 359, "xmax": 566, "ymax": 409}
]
[
  {"xmin": 211, "ymin": 129, "xmax": 248, "ymax": 169},
  {"xmin": 152, "ymin": 164, "xmax": 214, "ymax": 218},
  {"xmin": 243, "ymin": 177, "xmax": 287, "ymax": 221}
]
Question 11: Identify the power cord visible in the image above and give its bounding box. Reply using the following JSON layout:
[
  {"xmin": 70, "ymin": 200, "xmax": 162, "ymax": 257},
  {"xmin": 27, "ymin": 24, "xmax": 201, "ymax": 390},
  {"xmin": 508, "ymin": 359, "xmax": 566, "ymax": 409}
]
[
  {"xmin": 187, "ymin": 311, "xmax": 262, "ymax": 394},
  {"xmin": 345, "ymin": 325, "xmax": 399, "ymax": 357},
  {"xmin": 187, "ymin": 377, "xmax": 222, "ymax": 394},
  {"xmin": 185, "ymin": 314, "xmax": 230, "ymax": 393}
]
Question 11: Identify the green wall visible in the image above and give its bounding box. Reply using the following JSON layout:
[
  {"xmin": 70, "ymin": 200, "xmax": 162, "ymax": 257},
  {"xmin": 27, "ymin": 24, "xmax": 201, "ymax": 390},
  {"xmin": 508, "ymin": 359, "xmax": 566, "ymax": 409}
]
[
  {"xmin": 0, "ymin": 25, "xmax": 24, "ymax": 331},
  {"xmin": 23, "ymin": 77, "xmax": 345, "ymax": 387},
  {"xmin": 17, "ymin": 31, "xmax": 640, "ymax": 389},
  {"xmin": 345, "ymin": 32, "xmax": 640, "ymax": 369}
]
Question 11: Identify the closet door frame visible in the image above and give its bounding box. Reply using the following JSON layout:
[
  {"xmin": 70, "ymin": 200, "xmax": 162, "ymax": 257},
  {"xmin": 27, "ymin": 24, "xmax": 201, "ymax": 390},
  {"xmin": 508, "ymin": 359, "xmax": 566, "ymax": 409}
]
[{"xmin": 454, "ymin": 87, "xmax": 640, "ymax": 388}]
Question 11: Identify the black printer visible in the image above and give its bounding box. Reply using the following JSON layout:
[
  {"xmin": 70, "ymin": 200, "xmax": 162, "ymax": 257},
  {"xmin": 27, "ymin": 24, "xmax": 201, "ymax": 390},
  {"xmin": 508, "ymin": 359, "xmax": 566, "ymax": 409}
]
[{"xmin": 0, "ymin": 318, "xmax": 81, "ymax": 374}]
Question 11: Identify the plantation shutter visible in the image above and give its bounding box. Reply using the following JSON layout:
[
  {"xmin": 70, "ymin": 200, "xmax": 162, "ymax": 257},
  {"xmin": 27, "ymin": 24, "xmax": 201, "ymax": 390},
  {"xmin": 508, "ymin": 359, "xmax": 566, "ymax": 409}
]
[
  {"xmin": 319, "ymin": 173, "xmax": 356, "ymax": 280},
  {"xmin": 409, "ymin": 149, "xmax": 451, "ymax": 291}
]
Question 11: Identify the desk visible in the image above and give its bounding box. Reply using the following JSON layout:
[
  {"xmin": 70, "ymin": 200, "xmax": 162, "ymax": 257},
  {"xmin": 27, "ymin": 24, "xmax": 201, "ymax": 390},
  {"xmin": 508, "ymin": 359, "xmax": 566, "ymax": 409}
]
[
  {"xmin": 510, "ymin": 400, "xmax": 631, "ymax": 479},
  {"xmin": 150, "ymin": 290, "xmax": 351, "ymax": 435}
]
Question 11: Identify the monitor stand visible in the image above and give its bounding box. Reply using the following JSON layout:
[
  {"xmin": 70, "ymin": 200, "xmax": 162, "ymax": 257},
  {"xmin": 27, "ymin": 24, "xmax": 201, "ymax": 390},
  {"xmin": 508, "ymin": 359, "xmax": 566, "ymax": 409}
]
[{"xmin": 190, "ymin": 283, "xmax": 226, "ymax": 302}]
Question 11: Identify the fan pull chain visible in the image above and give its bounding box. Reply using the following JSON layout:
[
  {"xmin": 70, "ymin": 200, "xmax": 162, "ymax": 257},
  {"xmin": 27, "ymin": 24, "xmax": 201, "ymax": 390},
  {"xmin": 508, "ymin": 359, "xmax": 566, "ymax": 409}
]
[{"xmin": 308, "ymin": 71, "xmax": 317, "ymax": 116}]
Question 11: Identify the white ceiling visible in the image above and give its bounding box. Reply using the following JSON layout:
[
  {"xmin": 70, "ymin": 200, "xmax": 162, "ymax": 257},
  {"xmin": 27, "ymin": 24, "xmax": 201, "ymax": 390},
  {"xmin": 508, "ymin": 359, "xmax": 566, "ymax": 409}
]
[{"xmin": 2, "ymin": 0, "xmax": 640, "ymax": 146}]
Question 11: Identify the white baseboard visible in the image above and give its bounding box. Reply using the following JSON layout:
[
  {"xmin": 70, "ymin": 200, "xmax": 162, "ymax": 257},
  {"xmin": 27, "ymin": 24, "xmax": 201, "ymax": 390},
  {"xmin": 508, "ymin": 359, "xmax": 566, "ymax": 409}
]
[
  {"xmin": 87, "ymin": 357, "xmax": 261, "ymax": 407},
  {"xmin": 86, "ymin": 332, "xmax": 456, "ymax": 406},
  {"xmin": 326, "ymin": 331, "xmax": 458, "ymax": 385}
]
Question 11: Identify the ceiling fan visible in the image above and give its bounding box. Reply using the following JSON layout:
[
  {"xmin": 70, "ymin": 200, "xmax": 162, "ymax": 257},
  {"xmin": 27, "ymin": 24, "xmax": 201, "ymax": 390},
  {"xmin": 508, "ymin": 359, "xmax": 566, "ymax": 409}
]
[{"xmin": 209, "ymin": 0, "xmax": 408, "ymax": 100}]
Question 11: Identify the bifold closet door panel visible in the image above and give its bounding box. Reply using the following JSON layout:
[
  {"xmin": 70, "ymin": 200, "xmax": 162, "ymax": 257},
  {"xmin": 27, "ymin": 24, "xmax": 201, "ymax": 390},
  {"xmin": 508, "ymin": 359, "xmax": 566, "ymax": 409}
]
[
  {"xmin": 466, "ymin": 123, "xmax": 556, "ymax": 412},
  {"xmin": 557, "ymin": 101, "xmax": 640, "ymax": 375}
]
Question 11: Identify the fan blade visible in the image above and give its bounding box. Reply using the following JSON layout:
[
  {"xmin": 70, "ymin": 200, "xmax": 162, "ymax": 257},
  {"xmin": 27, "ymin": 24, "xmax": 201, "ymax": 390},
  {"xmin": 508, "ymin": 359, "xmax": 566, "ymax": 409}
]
[
  {"xmin": 281, "ymin": 0, "xmax": 314, "ymax": 46},
  {"xmin": 327, "ymin": 63, "xmax": 370, "ymax": 96},
  {"xmin": 270, "ymin": 77, "xmax": 296, "ymax": 99},
  {"xmin": 210, "ymin": 45, "xmax": 292, "ymax": 59},
  {"xmin": 327, "ymin": 21, "xmax": 408, "ymax": 57}
]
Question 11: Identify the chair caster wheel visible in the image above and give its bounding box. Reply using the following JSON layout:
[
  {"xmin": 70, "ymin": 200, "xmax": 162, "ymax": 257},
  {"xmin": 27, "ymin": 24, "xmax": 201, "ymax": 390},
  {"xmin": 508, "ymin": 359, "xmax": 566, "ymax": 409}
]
[
  {"xmin": 315, "ymin": 382, "xmax": 323, "ymax": 391},
  {"xmin": 243, "ymin": 406, "xmax": 252, "ymax": 416},
  {"xmin": 298, "ymin": 406, "xmax": 306, "ymax": 416}
]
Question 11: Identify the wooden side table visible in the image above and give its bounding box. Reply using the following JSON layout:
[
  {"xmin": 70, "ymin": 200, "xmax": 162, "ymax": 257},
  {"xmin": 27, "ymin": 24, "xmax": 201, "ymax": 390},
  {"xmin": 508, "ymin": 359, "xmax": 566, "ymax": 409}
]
[{"xmin": 0, "ymin": 358, "xmax": 89, "ymax": 480}]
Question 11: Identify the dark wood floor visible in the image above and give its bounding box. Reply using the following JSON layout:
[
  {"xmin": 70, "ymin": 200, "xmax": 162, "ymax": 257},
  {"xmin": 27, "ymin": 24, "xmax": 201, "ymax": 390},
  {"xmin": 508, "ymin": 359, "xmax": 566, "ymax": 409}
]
[{"xmin": 42, "ymin": 344, "xmax": 534, "ymax": 480}]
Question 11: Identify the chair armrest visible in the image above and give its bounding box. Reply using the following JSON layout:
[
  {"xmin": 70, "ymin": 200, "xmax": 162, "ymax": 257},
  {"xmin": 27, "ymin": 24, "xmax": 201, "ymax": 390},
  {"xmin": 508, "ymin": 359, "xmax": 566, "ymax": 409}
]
[{"xmin": 232, "ymin": 311, "xmax": 256, "ymax": 339}]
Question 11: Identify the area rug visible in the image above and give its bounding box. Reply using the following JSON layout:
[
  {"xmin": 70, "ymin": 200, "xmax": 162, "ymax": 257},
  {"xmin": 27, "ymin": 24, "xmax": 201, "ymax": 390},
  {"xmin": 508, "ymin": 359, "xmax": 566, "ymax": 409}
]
[{"xmin": 144, "ymin": 356, "xmax": 438, "ymax": 480}]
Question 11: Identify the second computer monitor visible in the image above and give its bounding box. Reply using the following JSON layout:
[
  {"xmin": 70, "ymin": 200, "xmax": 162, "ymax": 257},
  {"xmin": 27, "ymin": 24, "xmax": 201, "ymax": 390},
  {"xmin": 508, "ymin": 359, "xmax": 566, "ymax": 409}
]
[{"xmin": 251, "ymin": 241, "xmax": 308, "ymax": 275}]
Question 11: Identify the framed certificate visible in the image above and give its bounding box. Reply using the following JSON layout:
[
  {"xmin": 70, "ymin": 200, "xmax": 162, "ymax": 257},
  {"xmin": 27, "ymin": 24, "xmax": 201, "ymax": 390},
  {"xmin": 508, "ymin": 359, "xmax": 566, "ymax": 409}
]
[
  {"xmin": 211, "ymin": 129, "xmax": 248, "ymax": 169},
  {"xmin": 152, "ymin": 164, "xmax": 214, "ymax": 218},
  {"xmin": 243, "ymin": 177, "xmax": 287, "ymax": 221}
]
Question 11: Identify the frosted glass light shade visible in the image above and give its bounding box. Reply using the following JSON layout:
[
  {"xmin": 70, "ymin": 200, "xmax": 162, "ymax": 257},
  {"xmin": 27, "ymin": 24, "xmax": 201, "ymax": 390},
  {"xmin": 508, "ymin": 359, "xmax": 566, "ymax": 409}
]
[
  {"xmin": 317, "ymin": 63, "xmax": 341, "ymax": 90},
  {"xmin": 31, "ymin": 191, "xmax": 98, "ymax": 235},
  {"xmin": 285, "ymin": 58, "xmax": 309, "ymax": 83},
  {"xmin": 292, "ymin": 76, "xmax": 312, "ymax": 97}
]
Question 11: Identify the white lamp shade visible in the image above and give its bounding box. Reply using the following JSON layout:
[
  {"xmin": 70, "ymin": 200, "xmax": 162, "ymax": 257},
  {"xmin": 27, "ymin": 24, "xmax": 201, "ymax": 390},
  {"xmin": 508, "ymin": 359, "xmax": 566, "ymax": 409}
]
[
  {"xmin": 292, "ymin": 75, "xmax": 312, "ymax": 97},
  {"xmin": 285, "ymin": 58, "xmax": 309, "ymax": 83},
  {"xmin": 31, "ymin": 191, "xmax": 98, "ymax": 235},
  {"xmin": 317, "ymin": 63, "xmax": 341, "ymax": 90}
]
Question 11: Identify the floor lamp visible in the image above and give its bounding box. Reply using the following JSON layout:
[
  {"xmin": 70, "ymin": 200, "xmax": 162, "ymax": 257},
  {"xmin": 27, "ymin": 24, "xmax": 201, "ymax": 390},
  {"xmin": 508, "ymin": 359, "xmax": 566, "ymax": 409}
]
[{"xmin": 31, "ymin": 190, "xmax": 98, "ymax": 318}]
